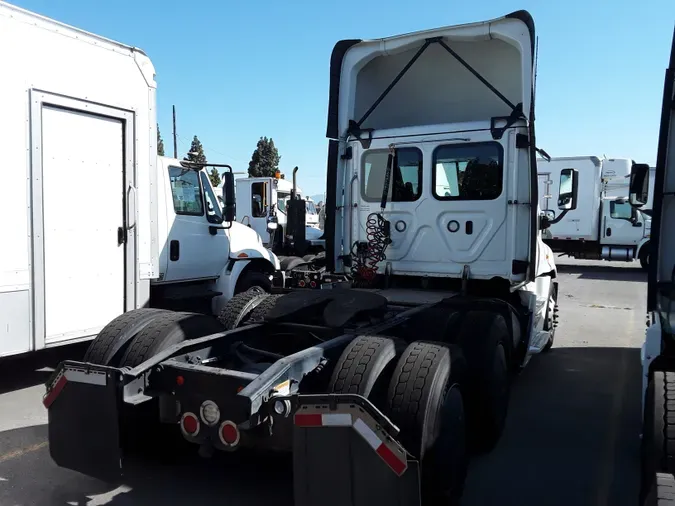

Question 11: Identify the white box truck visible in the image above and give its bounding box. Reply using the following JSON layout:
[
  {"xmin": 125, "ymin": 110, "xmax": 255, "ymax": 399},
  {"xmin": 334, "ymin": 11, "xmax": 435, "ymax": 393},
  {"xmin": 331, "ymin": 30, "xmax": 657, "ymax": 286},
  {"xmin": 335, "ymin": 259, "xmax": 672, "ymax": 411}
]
[
  {"xmin": 0, "ymin": 1, "xmax": 278, "ymax": 358},
  {"xmin": 537, "ymin": 155, "xmax": 653, "ymax": 269}
]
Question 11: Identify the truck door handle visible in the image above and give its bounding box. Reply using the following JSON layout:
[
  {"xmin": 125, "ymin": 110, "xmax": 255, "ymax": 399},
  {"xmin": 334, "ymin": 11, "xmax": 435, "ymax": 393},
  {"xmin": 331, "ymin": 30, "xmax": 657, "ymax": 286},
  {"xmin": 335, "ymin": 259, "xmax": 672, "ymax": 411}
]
[
  {"xmin": 606, "ymin": 227, "xmax": 612, "ymax": 237},
  {"xmin": 127, "ymin": 185, "xmax": 137, "ymax": 230},
  {"xmin": 170, "ymin": 240, "xmax": 180, "ymax": 261}
]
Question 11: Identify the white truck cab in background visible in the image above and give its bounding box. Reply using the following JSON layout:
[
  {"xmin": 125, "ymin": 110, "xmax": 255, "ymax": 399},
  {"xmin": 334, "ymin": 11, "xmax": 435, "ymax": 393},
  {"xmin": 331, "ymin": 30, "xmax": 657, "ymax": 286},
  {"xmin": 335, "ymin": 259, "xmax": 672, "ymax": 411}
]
[
  {"xmin": 0, "ymin": 2, "xmax": 277, "ymax": 358},
  {"xmin": 538, "ymin": 156, "xmax": 653, "ymax": 269},
  {"xmin": 153, "ymin": 156, "xmax": 279, "ymax": 316},
  {"xmin": 235, "ymin": 174, "xmax": 325, "ymax": 253}
]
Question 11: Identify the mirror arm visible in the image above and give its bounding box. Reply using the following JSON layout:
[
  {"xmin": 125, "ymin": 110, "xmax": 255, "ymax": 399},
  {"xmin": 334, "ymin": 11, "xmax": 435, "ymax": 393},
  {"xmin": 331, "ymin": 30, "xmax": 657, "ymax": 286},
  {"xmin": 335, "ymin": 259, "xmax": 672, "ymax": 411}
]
[
  {"xmin": 547, "ymin": 208, "xmax": 570, "ymax": 226},
  {"xmin": 208, "ymin": 222, "xmax": 233, "ymax": 235}
]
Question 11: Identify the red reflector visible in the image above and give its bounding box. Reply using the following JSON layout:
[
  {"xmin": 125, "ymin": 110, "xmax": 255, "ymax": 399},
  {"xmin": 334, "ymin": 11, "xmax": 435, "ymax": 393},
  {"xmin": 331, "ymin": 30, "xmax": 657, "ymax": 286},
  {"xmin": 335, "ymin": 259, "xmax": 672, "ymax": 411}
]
[
  {"xmin": 176, "ymin": 376, "xmax": 185, "ymax": 386},
  {"xmin": 376, "ymin": 443, "xmax": 407, "ymax": 476},
  {"xmin": 43, "ymin": 374, "xmax": 67, "ymax": 409},
  {"xmin": 294, "ymin": 413, "xmax": 322, "ymax": 427},
  {"xmin": 219, "ymin": 420, "xmax": 240, "ymax": 446},
  {"xmin": 181, "ymin": 413, "xmax": 199, "ymax": 436},
  {"xmin": 222, "ymin": 424, "xmax": 237, "ymax": 444}
]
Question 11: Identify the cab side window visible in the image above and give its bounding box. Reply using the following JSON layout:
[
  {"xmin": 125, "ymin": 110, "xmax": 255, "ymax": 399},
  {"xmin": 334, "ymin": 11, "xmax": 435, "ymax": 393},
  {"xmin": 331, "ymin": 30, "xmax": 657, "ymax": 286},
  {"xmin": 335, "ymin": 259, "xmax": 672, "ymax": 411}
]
[
  {"xmin": 251, "ymin": 182, "xmax": 268, "ymax": 217},
  {"xmin": 610, "ymin": 201, "xmax": 634, "ymax": 220},
  {"xmin": 169, "ymin": 167, "xmax": 203, "ymax": 215},
  {"xmin": 199, "ymin": 171, "xmax": 224, "ymax": 224}
]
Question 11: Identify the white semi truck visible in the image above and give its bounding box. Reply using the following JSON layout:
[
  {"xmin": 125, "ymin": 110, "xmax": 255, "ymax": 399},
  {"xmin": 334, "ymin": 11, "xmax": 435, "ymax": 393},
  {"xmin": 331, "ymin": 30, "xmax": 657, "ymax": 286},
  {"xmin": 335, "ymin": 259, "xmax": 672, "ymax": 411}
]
[
  {"xmin": 44, "ymin": 10, "xmax": 574, "ymax": 506},
  {"xmin": 0, "ymin": 1, "xmax": 278, "ymax": 359},
  {"xmin": 638, "ymin": 24, "xmax": 675, "ymax": 506},
  {"xmin": 538, "ymin": 155, "xmax": 653, "ymax": 270},
  {"xmin": 235, "ymin": 171, "xmax": 325, "ymax": 256}
]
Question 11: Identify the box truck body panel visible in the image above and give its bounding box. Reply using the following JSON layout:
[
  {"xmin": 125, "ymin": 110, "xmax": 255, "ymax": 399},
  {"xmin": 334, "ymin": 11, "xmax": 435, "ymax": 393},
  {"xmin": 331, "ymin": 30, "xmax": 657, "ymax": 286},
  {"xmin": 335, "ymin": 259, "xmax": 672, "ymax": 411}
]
[
  {"xmin": 537, "ymin": 156, "xmax": 602, "ymax": 241},
  {"xmin": 0, "ymin": 1, "xmax": 157, "ymax": 357}
]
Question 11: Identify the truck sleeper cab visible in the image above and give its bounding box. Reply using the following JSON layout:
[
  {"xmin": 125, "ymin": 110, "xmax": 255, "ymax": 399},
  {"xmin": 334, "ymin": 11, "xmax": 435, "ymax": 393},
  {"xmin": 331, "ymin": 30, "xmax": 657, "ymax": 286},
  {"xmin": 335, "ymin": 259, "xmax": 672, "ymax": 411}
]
[{"xmin": 45, "ymin": 10, "xmax": 573, "ymax": 506}]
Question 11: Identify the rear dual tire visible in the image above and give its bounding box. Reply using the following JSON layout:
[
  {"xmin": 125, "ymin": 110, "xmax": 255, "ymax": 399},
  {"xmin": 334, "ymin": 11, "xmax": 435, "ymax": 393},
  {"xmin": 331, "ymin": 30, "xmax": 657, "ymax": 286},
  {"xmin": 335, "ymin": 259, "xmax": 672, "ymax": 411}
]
[
  {"xmin": 330, "ymin": 337, "xmax": 468, "ymax": 505},
  {"xmin": 83, "ymin": 310, "xmax": 226, "ymax": 454},
  {"xmin": 456, "ymin": 311, "xmax": 511, "ymax": 453}
]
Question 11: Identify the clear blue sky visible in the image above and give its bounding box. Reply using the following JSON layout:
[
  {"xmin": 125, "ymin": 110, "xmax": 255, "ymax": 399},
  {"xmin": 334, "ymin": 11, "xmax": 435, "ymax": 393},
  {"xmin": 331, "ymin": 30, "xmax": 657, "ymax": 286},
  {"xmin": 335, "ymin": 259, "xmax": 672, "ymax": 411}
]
[{"xmin": 12, "ymin": 0, "xmax": 675, "ymax": 196}]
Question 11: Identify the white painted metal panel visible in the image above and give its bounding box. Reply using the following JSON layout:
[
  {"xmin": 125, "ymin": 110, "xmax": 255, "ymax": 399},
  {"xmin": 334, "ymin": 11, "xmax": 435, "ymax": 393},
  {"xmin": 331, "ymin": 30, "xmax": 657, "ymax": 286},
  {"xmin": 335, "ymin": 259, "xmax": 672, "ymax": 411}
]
[
  {"xmin": 536, "ymin": 157, "xmax": 602, "ymax": 241},
  {"xmin": 0, "ymin": 291, "xmax": 31, "ymax": 357},
  {"xmin": 41, "ymin": 106, "xmax": 125, "ymax": 343},
  {"xmin": 0, "ymin": 1, "xmax": 156, "ymax": 355}
]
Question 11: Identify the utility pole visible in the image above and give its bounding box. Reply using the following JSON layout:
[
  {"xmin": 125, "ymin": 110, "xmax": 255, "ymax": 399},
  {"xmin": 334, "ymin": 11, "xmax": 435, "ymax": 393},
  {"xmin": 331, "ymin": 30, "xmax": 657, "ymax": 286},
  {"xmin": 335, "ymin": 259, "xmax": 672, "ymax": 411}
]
[{"xmin": 172, "ymin": 105, "xmax": 177, "ymax": 158}]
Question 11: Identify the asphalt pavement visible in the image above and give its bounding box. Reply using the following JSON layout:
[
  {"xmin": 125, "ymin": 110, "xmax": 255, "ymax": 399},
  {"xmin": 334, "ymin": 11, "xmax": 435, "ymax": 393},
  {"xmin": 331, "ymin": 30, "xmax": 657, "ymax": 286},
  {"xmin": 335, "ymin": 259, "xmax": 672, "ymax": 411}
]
[{"xmin": 0, "ymin": 258, "xmax": 648, "ymax": 506}]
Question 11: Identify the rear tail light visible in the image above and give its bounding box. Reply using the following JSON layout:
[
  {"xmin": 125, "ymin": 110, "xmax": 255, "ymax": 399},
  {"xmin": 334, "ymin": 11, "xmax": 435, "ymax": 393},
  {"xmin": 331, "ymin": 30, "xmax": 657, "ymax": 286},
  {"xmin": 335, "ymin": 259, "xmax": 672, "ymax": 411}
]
[
  {"xmin": 310, "ymin": 281, "xmax": 317, "ymax": 288},
  {"xmin": 298, "ymin": 280, "xmax": 306, "ymax": 287},
  {"xmin": 180, "ymin": 412, "xmax": 200, "ymax": 437},
  {"xmin": 200, "ymin": 400, "xmax": 220, "ymax": 426},
  {"xmin": 219, "ymin": 420, "xmax": 240, "ymax": 447}
]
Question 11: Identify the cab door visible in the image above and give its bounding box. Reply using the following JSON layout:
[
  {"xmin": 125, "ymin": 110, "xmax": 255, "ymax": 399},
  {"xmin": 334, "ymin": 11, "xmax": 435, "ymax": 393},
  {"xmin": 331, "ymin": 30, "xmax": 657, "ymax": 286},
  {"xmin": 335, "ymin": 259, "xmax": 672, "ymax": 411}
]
[
  {"xmin": 601, "ymin": 199, "xmax": 645, "ymax": 246},
  {"xmin": 162, "ymin": 165, "xmax": 229, "ymax": 282},
  {"xmin": 247, "ymin": 180, "xmax": 273, "ymax": 245}
]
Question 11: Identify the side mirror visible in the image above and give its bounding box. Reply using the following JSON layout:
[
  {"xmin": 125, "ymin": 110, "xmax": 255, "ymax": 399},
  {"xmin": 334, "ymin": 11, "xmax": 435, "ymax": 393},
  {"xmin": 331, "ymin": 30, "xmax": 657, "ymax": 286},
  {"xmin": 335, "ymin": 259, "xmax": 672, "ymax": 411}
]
[
  {"xmin": 267, "ymin": 214, "xmax": 278, "ymax": 232},
  {"xmin": 222, "ymin": 171, "xmax": 236, "ymax": 222},
  {"xmin": 629, "ymin": 163, "xmax": 650, "ymax": 207},
  {"xmin": 557, "ymin": 168, "xmax": 579, "ymax": 211}
]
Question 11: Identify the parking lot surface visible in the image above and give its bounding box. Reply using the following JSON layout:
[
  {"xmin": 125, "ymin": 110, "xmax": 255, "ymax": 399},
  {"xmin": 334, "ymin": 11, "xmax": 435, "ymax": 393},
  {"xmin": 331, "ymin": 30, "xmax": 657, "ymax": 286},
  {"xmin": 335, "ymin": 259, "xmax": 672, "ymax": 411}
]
[{"xmin": 0, "ymin": 258, "xmax": 647, "ymax": 505}]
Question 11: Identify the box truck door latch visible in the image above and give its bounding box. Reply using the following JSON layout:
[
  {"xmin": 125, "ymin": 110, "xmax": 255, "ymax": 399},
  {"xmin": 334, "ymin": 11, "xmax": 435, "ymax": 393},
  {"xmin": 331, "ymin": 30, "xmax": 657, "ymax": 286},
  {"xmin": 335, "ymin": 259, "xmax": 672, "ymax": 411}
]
[{"xmin": 117, "ymin": 226, "xmax": 126, "ymax": 246}]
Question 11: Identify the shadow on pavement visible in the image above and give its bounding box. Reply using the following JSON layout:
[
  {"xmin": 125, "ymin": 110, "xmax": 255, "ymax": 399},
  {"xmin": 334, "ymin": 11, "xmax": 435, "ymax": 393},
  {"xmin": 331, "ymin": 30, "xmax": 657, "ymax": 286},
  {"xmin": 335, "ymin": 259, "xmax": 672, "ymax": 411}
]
[
  {"xmin": 0, "ymin": 346, "xmax": 642, "ymax": 506},
  {"xmin": 556, "ymin": 262, "xmax": 647, "ymax": 283},
  {"xmin": 0, "ymin": 422, "xmax": 293, "ymax": 506},
  {"xmin": 0, "ymin": 342, "xmax": 89, "ymax": 395},
  {"xmin": 464, "ymin": 346, "xmax": 642, "ymax": 506}
]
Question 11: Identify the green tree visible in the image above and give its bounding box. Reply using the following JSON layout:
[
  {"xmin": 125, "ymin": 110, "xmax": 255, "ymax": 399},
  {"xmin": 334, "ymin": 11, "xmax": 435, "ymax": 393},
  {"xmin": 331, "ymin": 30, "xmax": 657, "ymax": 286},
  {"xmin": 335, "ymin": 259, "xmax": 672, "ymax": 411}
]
[
  {"xmin": 157, "ymin": 124, "xmax": 165, "ymax": 156},
  {"xmin": 208, "ymin": 167, "xmax": 221, "ymax": 188},
  {"xmin": 248, "ymin": 136, "xmax": 281, "ymax": 177},
  {"xmin": 184, "ymin": 135, "xmax": 207, "ymax": 165}
]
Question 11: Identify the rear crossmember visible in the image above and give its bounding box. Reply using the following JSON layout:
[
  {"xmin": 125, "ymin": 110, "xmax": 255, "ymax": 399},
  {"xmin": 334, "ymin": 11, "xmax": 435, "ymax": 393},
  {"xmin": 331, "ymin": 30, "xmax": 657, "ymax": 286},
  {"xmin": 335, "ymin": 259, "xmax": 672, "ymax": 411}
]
[{"xmin": 43, "ymin": 360, "xmax": 423, "ymax": 506}]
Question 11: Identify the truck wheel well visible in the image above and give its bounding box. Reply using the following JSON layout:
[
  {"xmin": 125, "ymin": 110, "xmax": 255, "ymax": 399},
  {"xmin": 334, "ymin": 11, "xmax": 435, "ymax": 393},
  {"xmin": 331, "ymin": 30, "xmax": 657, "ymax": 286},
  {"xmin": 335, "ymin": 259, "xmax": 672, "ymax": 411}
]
[
  {"xmin": 241, "ymin": 258, "xmax": 276, "ymax": 276},
  {"xmin": 234, "ymin": 260, "xmax": 275, "ymax": 294}
]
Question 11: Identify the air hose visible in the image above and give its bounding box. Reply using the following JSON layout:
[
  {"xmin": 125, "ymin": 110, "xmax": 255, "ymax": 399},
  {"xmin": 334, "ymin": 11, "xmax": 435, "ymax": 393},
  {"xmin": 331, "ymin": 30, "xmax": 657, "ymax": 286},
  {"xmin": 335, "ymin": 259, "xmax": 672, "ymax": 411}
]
[{"xmin": 351, "ymin": 146, "xmax": 394, "ymax": 286}]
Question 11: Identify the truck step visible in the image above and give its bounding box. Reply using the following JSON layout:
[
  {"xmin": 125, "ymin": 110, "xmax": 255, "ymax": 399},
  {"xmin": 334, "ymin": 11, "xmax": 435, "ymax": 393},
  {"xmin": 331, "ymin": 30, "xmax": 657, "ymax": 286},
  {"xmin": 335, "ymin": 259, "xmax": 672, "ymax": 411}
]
[{"xmin": 162, "ymin": 288, "xmax": 223, "ymax": 301}]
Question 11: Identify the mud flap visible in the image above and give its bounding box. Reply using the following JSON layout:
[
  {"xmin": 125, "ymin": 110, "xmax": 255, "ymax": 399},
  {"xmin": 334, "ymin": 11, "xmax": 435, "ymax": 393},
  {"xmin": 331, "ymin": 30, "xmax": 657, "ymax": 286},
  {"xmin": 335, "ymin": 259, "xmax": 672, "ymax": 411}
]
[
  {"xmin": 292, "ymin": 394, "xmax": 421, "ymax": 506},
  {"xmin": 44, "ymin": 361, "xmax": 124, "ymax": 482}
]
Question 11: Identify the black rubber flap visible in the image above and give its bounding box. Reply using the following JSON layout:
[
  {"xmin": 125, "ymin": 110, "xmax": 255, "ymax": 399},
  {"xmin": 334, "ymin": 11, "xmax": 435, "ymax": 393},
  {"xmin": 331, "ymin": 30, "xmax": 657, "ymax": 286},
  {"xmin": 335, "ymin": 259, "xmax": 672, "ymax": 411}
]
[
  {"xmin": 293, "ymin": 424, "xmax": 420, "ymax": 506},
  {"xmin": 266, "ymin": 289, "xmax": 388, "ymax": 328},
  {"xmin": 47, "ymin": 364, "xmax": 123, "ymax": 482}
]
